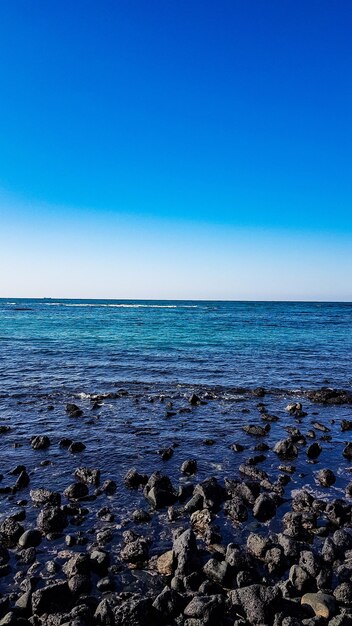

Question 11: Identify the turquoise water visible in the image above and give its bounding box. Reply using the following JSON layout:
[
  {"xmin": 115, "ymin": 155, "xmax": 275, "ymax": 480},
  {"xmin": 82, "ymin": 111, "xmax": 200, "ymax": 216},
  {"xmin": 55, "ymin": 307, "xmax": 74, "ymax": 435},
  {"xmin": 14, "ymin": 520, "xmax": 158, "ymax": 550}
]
[{"xmin": 0, "ymin": 299, "xmax": 351, "ymax": 397}]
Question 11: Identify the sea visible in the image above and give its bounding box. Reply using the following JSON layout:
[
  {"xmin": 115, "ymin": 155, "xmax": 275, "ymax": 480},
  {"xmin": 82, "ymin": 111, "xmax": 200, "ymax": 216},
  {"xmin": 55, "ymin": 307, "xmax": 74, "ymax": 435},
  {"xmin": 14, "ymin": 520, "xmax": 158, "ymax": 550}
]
[
  {"xmin": 1, "ymin": 299, "xmax": 352, "ymax": 395},
  {"xmin": 0, "ymin": 298, "xmax": 351, "ymax": 559}
]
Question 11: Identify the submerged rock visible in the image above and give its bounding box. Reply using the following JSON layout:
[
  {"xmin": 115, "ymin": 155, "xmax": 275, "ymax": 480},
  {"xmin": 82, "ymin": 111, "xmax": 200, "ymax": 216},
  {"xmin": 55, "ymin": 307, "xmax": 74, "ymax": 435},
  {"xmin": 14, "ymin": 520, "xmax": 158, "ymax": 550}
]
[{"xmin": 243, "ymin": 424, "xmax": 270, "ymax": 437}]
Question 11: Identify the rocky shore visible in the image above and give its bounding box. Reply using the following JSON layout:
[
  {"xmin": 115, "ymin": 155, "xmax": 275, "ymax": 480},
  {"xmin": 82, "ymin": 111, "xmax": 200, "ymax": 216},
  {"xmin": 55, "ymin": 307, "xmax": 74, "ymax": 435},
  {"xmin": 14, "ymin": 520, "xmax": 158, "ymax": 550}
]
[{"xmin": 0, "ymin": 386, "xmax": 351, "ymax": 625}]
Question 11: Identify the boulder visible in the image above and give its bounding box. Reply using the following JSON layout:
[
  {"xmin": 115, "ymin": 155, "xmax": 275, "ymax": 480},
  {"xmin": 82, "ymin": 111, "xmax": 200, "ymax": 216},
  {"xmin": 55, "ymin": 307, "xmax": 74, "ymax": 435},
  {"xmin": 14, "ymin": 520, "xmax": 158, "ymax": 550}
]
[
  {"xmin": 143, "ymin": 472, "xmax": 177, "ymax": 509},
  {"xmin": 31, "ymin": 581, "xmax": 71, "ymax": 615},
  {"xmin": 316, "ymin": 469, "xmax": 336, "ymax": 487},
  {"xmin": 37, "ymin": 505, "xmax": 67, "ymax": 533},
  {"xmin": 229, "ymin": 584, "xmax": 279, "ymax": 625},
  {"xmin": 253, "ymin": 493, "xmax": 277, "ymax": 522},
  {"xmin": 172, "ymin": 528, "xmax": 199, "ymax": 577},
  {"xmin": 274, "ymin": 439, "xmax": 298, "ymax": 459},
  {"xmin": 18, "ymin": 529, "xmax": 42, "ymax": 549},
  {"xmin": 301, "ymin": 592, "xmax": 335, "ymax": 619},
  {"xmin": 124, "ymin": 469, "xmax": 148, "ymax": 489},
  {"xmin": 63, "ymin": 482, "xmax": 89, "ymax": 500},
  {"xmin": 74, "ymin": 467, "xmax": 100, "ymax": 485}
]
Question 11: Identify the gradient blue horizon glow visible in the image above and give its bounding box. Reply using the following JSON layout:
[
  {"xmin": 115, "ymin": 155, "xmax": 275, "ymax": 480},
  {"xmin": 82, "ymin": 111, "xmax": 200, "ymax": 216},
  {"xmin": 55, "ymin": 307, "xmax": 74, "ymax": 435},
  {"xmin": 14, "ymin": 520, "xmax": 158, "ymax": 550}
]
[{"xmin": 0, "ymin": 1, "xmax": 351, "ymax": 300}]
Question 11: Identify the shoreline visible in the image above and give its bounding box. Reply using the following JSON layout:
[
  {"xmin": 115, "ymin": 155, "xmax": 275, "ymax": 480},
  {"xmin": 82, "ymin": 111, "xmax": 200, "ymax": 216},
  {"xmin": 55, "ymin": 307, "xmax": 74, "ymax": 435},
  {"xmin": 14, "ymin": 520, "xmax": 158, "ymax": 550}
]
[{"xmin": 0, "ymin": 386, "xmax": 351, "ymax": 625}]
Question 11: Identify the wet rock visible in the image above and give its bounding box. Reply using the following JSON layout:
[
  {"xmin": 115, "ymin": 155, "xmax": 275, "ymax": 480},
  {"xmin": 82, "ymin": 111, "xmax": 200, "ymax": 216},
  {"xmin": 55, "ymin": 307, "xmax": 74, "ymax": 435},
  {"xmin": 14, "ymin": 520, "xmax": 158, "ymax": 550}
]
[
  {"xmin": 153, "ymin": 587, "xmax": 185, "ymax": 620},
  {"xmin": 242, "ymin": 424, "xmax": 270, "ymax": 437},
  {"xmin": 193, "ymin": 477, "xmax": 226, "ymax": 511},
  {"xmin": 99, "ymin": 479, "xmax": 117, "ymax": 495},
  {"xmin": 253, "ymin": 493, "xmax": 277, "ymax": 522},
  {"xmin": 74, "ymin": 467, "xmax": 100, "ymax": 486},
  {"xmin": 301, "ymin": 592, "xmax": 335, "ymax": 619},
  {"xmin": 307, "ymin": 443, "xmax": 322, "ymax": 458},
  {"xmin": 59, "ymin": 437, "xmax": 73, "ymax": 448},
  {"xmin": 341, "ymin": 420, "xmax": 352, "ymax": 432},
  {"xmin": 14, "ymin": 470, "xmax": 30, "ymax": 491},
  {"xmin": 333, "ymin": 582, "xmax": 352, "ymax": 605},
  {"xmin": 239, "ymin": 463, "xmax": 268, "ymax": 482},
  {"xmin": 189, "ymin": 393, "xmax": 201, "ymax": 405},
  {"xmin": 121, "ymin": 536, "xmax": 149, "ymax": 565},
  {"xmin": 230, "ymin": 442, "xmax": 245, "ymax": 452},
  {"xmin": 66, "ymin": 403, "xmax": 83, "ymax": 417},
  {"xmin": 114, "ymin": 596, "xmax": 156, "ymax": 626},
  {"xmin": 224, "ymin": 496, "xmax": 248, "ymax": 522},
  {"xmin": 30, "ymin": 488, "xmax": 61, "ymax": 506},
  {"xmin": 286, "ymin": 402, "xmax": 306, "ymax": 417},
  {"xmin": 31, "ymin": 435, "xmax": 50, "ymax": 450},
  {"xmin": 172, "ymin": 528, "xmax": 199, "ymax": 577},
  {"xmin": 124, "ymin": 469, "xmax": 148, "ymax": 489},
  {"xmin": 183, "ymin": 594, "xmax": 224, "ymax": 624},
  {"xmin": 343, "ymin": 443, "xmax": 352, "ymax": 460},
  {"xmin": 289, "ymin": 564, "xmax": 313, "ymax": 592},
  {"xmin": 0, "ymin": 517, "xmax": 24, "ymax": 547},
  {"xmin": 143, "ymin": 472, "xmax": 177, "ymax": 509},
  {"xmin": 90, "ymin": 549, "xmax": 109, "ymax": 575},
  {"xmin": 229, "ymin": 584, "xmax": 279, "ymax": 625},
  {"xmin": 312, "ymin": 421, "xmax": 330, "ymax": 432},
  {"xmin": 265, "ymin": 546, "xmax": 286, "ymax": 574},
  {"xmin": 132, "ymin": 508, "xmax": 151, "ymax": 523},
  {"xmin": 190, "ymin": 508, "xmax": 212, "ymax": 535},
  {"xmin": 299, "ymin": 551, "xmax": 321, "ymax": 577},
  {"xmin": 274, "ymin": 439, "xmax": 298, "ymax": 459},
  {"xmin": 226, "ymin": 543, "xmax": 250, "ymax": 572},
  {"xmin": 247, "ymin": 533, "xmax": 271, "ymax": 559},
  {"xmin": 68, "ymin": 573, "xmax": 91, "ymax": 596},
  {"xmin": 18, "ymin": 529, "xmax": 42, "ymax": 548},
  {"xmin": 180, "ymin": 459, "xmax": 197, "ymax": 475},
  {"xmin": 306, "ymin": 389, "xmax": 352, "ymax": 405},
  {"xmin": 31, "ymin": 581, "xmax": 71, "ymax": 616},
  {"xmin": 158, "ymin": 447, "xmax": 174, "ymax": 461},
  {"xmin": 37, "ymin": 505, "xmax": 67, "ymax": 533},
  {"xmin": 64, "ymin": 483, "xmax": 89, "ymax": 500},
  {"xmin": 333, "ymin": 529, "xmax": 352, "ymax": 552},
  {"xmin": 231, "ymin": 481, "xmax": 260, "ymax": 505},
  {"xmin": 68, "ymin": 441, "xmax": 86, "ymax": 453},
  {"xmin": 203, "ymin": 557, "xmax": 229, "ymax": 585},
  {"xmin": 316, "ymin": 469, "xmax": 336, "ymax": 487}
]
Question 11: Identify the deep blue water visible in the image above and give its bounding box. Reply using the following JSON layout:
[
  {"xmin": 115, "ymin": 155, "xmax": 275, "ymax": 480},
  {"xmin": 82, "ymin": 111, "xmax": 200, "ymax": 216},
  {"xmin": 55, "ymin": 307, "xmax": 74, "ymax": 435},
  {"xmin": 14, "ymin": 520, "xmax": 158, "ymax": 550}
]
[{"xmin": 1, "ymin": 299, "xmax": 352, "ymax": 397}]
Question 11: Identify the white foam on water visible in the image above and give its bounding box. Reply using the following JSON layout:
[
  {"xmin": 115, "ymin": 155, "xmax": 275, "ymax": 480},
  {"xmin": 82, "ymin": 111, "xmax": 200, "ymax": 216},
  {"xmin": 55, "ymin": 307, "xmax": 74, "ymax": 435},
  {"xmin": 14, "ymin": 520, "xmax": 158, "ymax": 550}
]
[{"xmin": 43, "ymin": 302, "xmax": 197, "ymax": 309}]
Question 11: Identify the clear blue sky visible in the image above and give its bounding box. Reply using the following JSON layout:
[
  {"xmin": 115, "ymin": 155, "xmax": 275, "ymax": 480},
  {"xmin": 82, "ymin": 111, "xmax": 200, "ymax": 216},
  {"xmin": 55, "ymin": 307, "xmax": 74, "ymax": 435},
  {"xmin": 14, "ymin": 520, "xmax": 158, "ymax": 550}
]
[{"xmin": 0, "ymin": 0, "xmax": 351, "ymax": 299}]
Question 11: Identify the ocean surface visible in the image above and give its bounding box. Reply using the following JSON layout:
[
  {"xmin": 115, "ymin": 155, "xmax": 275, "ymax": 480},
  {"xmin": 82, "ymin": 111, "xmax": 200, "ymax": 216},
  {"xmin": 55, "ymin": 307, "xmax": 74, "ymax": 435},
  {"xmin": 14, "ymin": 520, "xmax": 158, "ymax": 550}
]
[
  {"xmin": 0, "ymin": 299, "xmax": 352, "ymax": 556},
  {"xmin": 0, "ymin": 299, "xmax": 352, "ymax": 595},
  {"xmin": 1, "ymin": 299, "xmax": 352, "ymax": 397}
]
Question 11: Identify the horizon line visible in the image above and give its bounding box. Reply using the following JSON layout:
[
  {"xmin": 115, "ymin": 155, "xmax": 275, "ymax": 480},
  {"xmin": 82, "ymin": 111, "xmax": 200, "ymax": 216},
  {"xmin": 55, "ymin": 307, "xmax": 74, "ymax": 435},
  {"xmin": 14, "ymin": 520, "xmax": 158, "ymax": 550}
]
[{"xmin": 1, "ymin": 297, "xmax": 352, "ymax": 304}]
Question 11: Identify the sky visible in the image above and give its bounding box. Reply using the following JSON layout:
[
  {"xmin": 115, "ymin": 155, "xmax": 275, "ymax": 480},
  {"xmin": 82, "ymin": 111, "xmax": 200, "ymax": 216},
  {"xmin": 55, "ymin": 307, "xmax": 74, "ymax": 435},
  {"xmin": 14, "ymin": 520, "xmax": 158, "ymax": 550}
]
[{"xmin": 0, "ymin": 0, "xmax": 351, "ymax": 300}]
